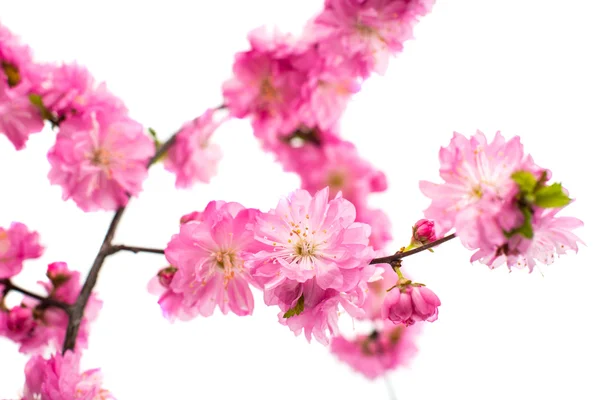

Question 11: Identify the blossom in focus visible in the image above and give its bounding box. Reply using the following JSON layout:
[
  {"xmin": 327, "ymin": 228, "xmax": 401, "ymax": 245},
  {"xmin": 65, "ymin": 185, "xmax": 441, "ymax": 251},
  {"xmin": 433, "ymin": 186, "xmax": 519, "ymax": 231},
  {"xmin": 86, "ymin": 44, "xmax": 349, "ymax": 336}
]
[
  {"xmin": 420, "ymin": 130, "xmax": 583, "ymax": 271},
  {"xmin": 47, "ymin": 111, "xmax": 155, "ymax": 211},
  {"xmin": 383, "ymin": 280, "xmax": 440, "ymax": 326},
  {"xmin": 330, "ymin": 321, "xmax": 419, "ymax": 379},
  {"xmin": 0, "ymin": 222, "xmax": 44, "ymax": 279},
  {"xmin": 311, "ymin": 0, "xmax": 435, "ymax": 76},
  {"xmin": 163, "ymin": 201, "xmax": 260, "ymax": 318},
  {"xmin": 22, "ymin": 351, "xmax": 113, "ymax": 400},
  {"xmin": 164, "ymin": 108, "xmax": 225, "ymax": 188},
  {"xmin": 248, "ymin": 187, "xmax": 376, "ymax": 343},
  {"xmin": 410, "ymin": 218, "xmax": 436, "ymax": 247}
]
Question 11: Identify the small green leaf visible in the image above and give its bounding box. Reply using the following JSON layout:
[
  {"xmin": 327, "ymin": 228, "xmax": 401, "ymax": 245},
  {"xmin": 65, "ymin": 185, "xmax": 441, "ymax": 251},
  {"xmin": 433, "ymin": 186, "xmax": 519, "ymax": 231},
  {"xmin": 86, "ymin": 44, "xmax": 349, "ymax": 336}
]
[
  {"xmin": 28, "ymin": 94, "xmax": 55, "ymax": 122},
  {"xmin": 283, "ymin": 295, "xmax": 304, "ymax": 318},
  {"xmin": 534, "ymin": 183, "xmax": 571, "ymax": 208},
  {"xmin": 511, "ymin": 171, "xmax": 537, "ymax": 194},
  {"xmin": 505, "ymin": 206, "xmax": 534, "ymax": 239},
  {"xmin": 148, "ymin": 127, "xmax": 162, "ymax": 151}
]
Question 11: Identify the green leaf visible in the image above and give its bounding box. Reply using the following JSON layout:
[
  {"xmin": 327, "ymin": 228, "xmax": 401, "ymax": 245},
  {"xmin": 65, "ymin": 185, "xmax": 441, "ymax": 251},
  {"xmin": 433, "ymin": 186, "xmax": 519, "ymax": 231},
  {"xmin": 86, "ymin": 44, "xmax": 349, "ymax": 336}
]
[
  {"xmin": 505, "ymin": 206, "xmax": 534, "ymax": 239},
  {"xmin": 511, "ymin": 171, "xmax": 537, "ymax": 194},
  {"xmin": 534, "ymin": 183, "xmax": 571, "ymax": 208},
  {"xmin": 148, "ymin": 127, "xmax": 162, "ymax": 151},
  {"xmin": 28, "ymin": 94, "xmax": 55, "ymax": 122},
  {"xmin": 283, "ymin": 295, "xmax": 304, "ymax": 318}
]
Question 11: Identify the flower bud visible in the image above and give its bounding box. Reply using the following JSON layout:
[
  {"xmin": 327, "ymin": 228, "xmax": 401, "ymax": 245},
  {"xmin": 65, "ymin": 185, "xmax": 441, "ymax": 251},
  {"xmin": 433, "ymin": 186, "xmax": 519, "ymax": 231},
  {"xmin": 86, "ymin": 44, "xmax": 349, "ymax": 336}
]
[
  {"xmin": 382, "ymin": 282, "xmax": 441, "ymax": 326},
  {"xmin": 47, "ymin": 261, "xmax": 72, "ymax": 287},
  {"xmin": 6, "ymin": 306, "xmax": 36, "ymax": 340},
  {"xmin": 157, "ymin": 266, "xmax": 178, "ymax": 288},
  {"xmin": 411, "ymin": 219, "xmax": 436, "ymax": 246}
]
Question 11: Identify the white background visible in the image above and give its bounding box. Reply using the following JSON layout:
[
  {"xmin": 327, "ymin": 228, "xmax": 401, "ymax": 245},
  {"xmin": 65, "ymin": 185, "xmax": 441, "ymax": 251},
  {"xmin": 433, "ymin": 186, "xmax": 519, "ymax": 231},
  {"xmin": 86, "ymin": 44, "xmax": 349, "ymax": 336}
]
[{"xmin": 1, "ymin": 1, "xmax": 599, "ymax": 399}]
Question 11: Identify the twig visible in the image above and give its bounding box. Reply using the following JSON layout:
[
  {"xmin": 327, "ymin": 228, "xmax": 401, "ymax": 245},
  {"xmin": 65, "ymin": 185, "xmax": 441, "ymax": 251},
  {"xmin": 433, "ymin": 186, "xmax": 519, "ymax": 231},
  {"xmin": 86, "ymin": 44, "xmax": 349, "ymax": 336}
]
[
  {"xmin": 62, "ymin": 133, "xmax": 178, "ymax": 353},
  {"xmin": 370, "ymin": 233, "xmax": 457, "ymax": 265},
  {"xmin": 0, "ymin": 279, "xmax": 71, "ymax": 312},
  {"xmin": 109, "ymin": 244, "xmax": 165, "ymax": 255}
]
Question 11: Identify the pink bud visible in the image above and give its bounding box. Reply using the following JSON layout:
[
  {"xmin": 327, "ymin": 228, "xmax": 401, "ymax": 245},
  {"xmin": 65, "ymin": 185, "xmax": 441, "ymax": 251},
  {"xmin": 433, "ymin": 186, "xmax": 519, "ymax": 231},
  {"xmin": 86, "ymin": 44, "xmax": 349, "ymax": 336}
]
[
  {"xmin": 6, "ymin": 306, "xmax": 36, "ymax": 340},
  {"xmin": 180, "ymin": 211, "xmax": 204, "ymax": 224},
  {"xmin": 412, "ymin": 219, "xmax": 436, "ymax": 245},
  {"xmin": 382, "ymin": 284, "xmax": 441, "ymax": 326},
  {"xmin": 157, "ymin": 266, "xmax": 178, "ymax": 288},
  {"xmin": 47, "ymin": 261, "xmax": 72, "ymax": 287}
]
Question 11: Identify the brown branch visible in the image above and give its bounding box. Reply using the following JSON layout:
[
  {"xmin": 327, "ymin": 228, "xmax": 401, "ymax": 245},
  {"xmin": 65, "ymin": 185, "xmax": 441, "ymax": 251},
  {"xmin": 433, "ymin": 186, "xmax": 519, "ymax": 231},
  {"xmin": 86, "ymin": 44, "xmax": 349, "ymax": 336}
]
[
  {"xmin": 369, "ymin": 233, "xmax": 457, "ymax": 265},
  {"xmin": 0, "ymin": 279, "xmax": 71, "ymax": 312},
  {"xmin": 109, "ymin": 244, "xmax": 165, "ymax": 255},
  {"xmin": 62, "ymin": 133, "xmax": 178, "ymax": 353}
]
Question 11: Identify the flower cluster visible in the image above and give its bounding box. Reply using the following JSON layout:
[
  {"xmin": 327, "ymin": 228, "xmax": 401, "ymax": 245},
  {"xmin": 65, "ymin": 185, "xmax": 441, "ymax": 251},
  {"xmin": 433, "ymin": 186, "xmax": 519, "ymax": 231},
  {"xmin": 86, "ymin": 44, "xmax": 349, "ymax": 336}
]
[
  {"xmin": 1, "ymin": 260, "xmax": 101, "ymax": 354},
  {"xmin": 420, "ymin": 131, "xmax": 584, "ymax": 271},
  {"xmin": 222, "ymin": 1, "xmax": 435, "ymax": 250}
]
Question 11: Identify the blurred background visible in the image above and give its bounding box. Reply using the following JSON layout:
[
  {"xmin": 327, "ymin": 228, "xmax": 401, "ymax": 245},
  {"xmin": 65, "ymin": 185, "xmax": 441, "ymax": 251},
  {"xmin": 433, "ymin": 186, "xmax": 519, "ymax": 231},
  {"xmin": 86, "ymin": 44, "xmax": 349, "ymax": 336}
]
[{"xmin": 1, "ymin": 0, "xmax": 599, "ymax": 399}]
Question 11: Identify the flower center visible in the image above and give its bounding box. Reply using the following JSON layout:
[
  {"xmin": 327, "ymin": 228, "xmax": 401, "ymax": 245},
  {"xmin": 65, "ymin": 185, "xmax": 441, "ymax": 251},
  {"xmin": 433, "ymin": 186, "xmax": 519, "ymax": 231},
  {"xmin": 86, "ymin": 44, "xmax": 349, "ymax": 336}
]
[
  {"xmin": 327, "ymin": 171, "xmax": 346, "ymax": 191},
  {"xmin": 89, "ymin": 148, "xmax": 112, "ymax": 167},
  {"xmin": 259, "ymin": 78, "xmax": 279, "ymax": 102},
  {"xmin": 0, "ymin": 231, "xmax": 9, "ymax": 255},
  {"xmin": 294, "ymin": 240, "xmax": 316, "ymax": 257},
  {"xmin": 214, "ymin": 251, "xmax": 237, "ymax": 286}
]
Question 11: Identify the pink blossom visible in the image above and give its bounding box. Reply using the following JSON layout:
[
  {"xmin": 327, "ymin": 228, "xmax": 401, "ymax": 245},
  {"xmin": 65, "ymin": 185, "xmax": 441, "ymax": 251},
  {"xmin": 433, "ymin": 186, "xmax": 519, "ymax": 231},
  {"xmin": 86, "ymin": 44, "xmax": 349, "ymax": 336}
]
[
  {"xmin": 248, "ymin": 187, "xmax": 376, "ymax": 343},
  {"xmin": 298, "ymin": 59, "xmax": 361, "ymax": 130},
  {"xmin": 0, "ymin": 79, "xmax": 44, "ymax": 150},
  {"xmin": 420, "ymin": 131, "xmax": 535, "ymax": 237},
  {"xmin": 162, "ymin": 201, "xmax": 259, "ymax": 318},
  {"xmin": 222, "ymin": 26, "xmax": 309, "ymax": 144},
  {"xmin": 47, "ymin": 111, "xmax": 155, "ymax": 211},
  {"xmin": 22, "ymin": 351, "xmax": 113, "ymax": 400},
  {"xmin": 0, "ymin": 222, "xmax": 44, "ymax": 279},
  {"xmin": 280, "ymin": 139, "xmax": 387, "ymax": 209},
  {"xmin": 35, "ymin": 62, "xmax": 126, "ymax": 120},
  {"xmin": 330, "ymin": 322, "xmax": 419, "ymax": 379},
  {"xmin": 164, "ymin": 108, "xmax": 225, "ymax": 188},
  {"xmin": 0, "ymin": 22, "xmax": 36, "ymax": 88},
  {"xmin": 250, "ymin": 187, "xmax": 374, "ymax": 291},
  {"xmin": 472, "ymin": 207, "xmax": 584, "ymax": 272},
  {"xmin": 2, "ymin": 262, "xmax": 102, "ymax": 354},
  {"xmin": 4, "ymin": 306, "xmax": 36, "ymax": 343},
  {"xmin": 311, "ymin": 0, "xmax": 435, "ymax": 76},
  {"xmin": 383, "ymin": 282, "xmax": 440, "ymax": 326}
]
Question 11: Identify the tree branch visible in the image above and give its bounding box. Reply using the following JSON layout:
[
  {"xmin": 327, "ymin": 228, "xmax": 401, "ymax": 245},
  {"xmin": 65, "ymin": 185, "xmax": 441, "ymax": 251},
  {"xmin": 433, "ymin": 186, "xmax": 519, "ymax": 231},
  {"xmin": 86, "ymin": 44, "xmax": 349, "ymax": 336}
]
[
  {"xmin": 109, "ymin": 244, "xmax": 165, "ymax": 255},
  {"xmin": 0, "ymin": 279, "xmax": 71, "ymax": 312},
  {"xmin": 369, "ymin": 233, "xmax": 457, "ymax": 265},
  {"xmin": 62, "ymin": 133, "xmax": 178, "ymax": 353}
]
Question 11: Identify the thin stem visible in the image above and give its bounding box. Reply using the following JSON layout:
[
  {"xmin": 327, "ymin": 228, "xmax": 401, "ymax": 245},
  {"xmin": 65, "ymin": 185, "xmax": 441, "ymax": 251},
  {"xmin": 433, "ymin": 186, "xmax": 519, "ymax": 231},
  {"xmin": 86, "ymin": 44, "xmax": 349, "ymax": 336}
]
[
  {"xmin": 62, "ymin": 133, "xmax": 178, "ymax": 353},
  {"xmin": 0, "ymin": 279, "xmax": 70, "ymax": 312},
  {"xmin": 109, "ymin": 244, "xmax": 165, "ymax": 255},
  {"xmin": 370, "ymin": 233, "xmax": 457, "ymax": 265},
  {"xmin": 383, "ymin": 375, "xmax": 398, "ymax": 400}
]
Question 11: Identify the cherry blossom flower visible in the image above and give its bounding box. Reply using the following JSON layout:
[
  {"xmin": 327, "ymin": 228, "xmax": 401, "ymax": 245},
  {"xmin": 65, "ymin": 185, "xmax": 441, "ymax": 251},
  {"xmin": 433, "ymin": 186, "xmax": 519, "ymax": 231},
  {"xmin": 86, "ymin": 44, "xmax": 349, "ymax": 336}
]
[
  {"xmin": 22, "ymin": 351, "xmax": 113, "ymax": 400},
  {"xmin": 163, "ymin": 201, "xmax": 260, "ymax": 318},
  {"xmin": 248, "ymin": 187, "xmax": 376, "ymax": 343},
  {"xmin": 0, "ymin": 222, "xmax": 44, "ymax": 279},
  {"xmin": 311, "ymin": 0, "xmax": 435, "ymax": 76},
  {"xmin": 164, "ymin": 108, "xmax": 225, "ymax": 188},
  {"xmin": 47, "ymin": 111, "xmax": 155, "ymax": 211},
  {"xmin": 147, "ymin": 266, "xmax": 192, "ymax": 322},
  {"xmin": 34, "ymin": 62, "xmax": 126, "ymax": 120},
  {"xmin": 410, "ymin": 218, "xmax": 436, "ymax": 247},
  {"xmin": 330, "ymin": 321, "xmax": 419, "ymax": 379}
]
